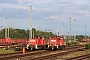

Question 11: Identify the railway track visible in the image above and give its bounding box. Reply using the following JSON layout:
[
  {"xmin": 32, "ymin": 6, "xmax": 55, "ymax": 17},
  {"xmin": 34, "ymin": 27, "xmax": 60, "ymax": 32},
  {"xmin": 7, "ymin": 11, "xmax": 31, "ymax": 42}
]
[
  {"xmin": 65, "ymin": 54, "xmax": 90, "ymax": 60},
  {"xmin": 0, "ymin": 50, "xmax": 47, "ymax": 60},
  {"xmin": 0, "ymin": 45, "xmax": 85, "ymax": 60},
  {"xmin": 27, "ymin": 47, "xmax": 85, "ymax": 60},
  {"xmin": 0, "ymin": 45, "xmax": 84, "ymax": 56},
  {"xmin": 0, "ymin": 44, "xmax": 26, "ymax": 49}
]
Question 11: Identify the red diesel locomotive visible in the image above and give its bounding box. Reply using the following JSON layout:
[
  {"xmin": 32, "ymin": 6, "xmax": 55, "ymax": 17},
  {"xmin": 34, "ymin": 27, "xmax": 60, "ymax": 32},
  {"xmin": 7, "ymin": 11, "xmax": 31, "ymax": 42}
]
[
  {"xmin": 27, "ymin": 36, "xmax": 66, "ymax": 50},
  {"xmin": 48, "ymin": 36, "xmax": 65, "ymax": 50},
  {"xmin": 27, "ymin": 36, "xmax": 47, "ymax": 50}
]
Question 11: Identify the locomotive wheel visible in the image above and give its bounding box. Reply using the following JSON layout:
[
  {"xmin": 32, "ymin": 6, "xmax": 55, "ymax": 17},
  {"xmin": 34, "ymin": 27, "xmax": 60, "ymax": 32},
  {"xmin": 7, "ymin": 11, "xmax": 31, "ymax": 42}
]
[
  {"xmin": 52, "ymin": 46, "xmax": 54, "ymax": 50},
  {"xmin": 61, "ymin": 46, "xmax": 65, "ymax": 50},
  {"xmin": 44, "ymin": 45, "xmax": 48, "ymax": 50},
  {"xmin": 54, "ymin": 46, "xmax": 57, "ymax": 51},
  {"xmin": 63, "ymin": 45, "xmax": 65, "ymax": 49},
  {"xmin": 45, "ymin": 44, "xmax": 48, "ymax": 48},
  {"xmin": 42, "ymin": 46, "xmax": 46, "ymax": 50},
  {"xmin": 52, "ymin": 46, "xmax": 57, "ymax": 51},
  {"xmin": 30, "ymin": 46, "xmax": 33, "ymax": 51},
  {"xmin": 62, "ymin": 46, "xmax": 64, "ymax": 50},
  {"xmin": 42, "ymin": 46, "xmax": 44, "ymax": 50}
]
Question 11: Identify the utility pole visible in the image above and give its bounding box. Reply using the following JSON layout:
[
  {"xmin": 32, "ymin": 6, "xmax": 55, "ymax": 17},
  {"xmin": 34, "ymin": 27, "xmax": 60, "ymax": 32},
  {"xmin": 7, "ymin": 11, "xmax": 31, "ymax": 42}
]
[
  {"xmin": 58, "ymin": 17, "xmax": 60, "ymax": 36},
  {"xmin": 5, "ymin": 18, "xmax": 7, "ymax": 38},
  {"xmin": 29, "ymin": 6, "xmax": 32, "ymax": 39},
  {"xmin": 69, "ymin": 17, "xmax": 71, "ymax": 41},
  {"xmin": 39, "ymin": 26, "xmax": 40, "ymax": 36},
  {"xmin": 85, "ymin": 25, "xmax": 86, "ymax": 39},
  {"xmin": 6, "ymin": 19, "xmax": 10, "ymax": 38},
  {"xmin": 33, "ymin": 31, "xmax": 34, "ymax": 39},
  {"xmin": 67, "ymin": 31, "xmax": 70, "ymax": 42},
  {"xmin": 74, "ymin": 19, "xmax": 76, "ymax": 42},
  {"xmin": 62, "ymin": 23, "xmax": 64, "ymax": 37},
  {"xmin": 63, "ymin": 23, "xmax": 66, "ymax": 39},
  {"xmin": 8, "ymin": 26, "xmax": 9, "ymax": 38},
  {"xmin": 8, "ymin": 21, "xmax": 9, "ymax": 38}
]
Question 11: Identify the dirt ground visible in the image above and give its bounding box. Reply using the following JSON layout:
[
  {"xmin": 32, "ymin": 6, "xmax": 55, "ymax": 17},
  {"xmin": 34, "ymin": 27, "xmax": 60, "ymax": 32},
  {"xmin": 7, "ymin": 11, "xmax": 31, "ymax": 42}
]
[{"xmin": 55, "ymin": 49, "xmax": 90, "ymax": 60}]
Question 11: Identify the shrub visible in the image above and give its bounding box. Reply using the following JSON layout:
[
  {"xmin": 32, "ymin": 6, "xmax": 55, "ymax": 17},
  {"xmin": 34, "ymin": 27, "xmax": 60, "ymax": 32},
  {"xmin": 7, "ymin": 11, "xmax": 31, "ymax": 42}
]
[
  {"xmin": 85, "ymin": 43, "xmax": 90, "ymax": 49},
  {"xmin": 66, "ymin": 42, "xmax": 77, "ymax": 46}
]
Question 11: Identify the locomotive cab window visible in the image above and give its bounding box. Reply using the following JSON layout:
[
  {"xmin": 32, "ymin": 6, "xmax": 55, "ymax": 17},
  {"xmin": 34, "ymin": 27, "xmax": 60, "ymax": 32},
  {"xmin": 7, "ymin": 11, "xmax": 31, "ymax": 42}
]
[{"xmin": 57, "ymin": 38, "xmax": 60, "ymax": 40}]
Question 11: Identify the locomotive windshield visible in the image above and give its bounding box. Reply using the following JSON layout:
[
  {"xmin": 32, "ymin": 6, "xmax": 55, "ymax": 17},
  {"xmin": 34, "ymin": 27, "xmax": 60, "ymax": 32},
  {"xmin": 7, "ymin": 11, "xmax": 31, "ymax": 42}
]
[{"xmin": 36, "ymin": 36, "xmax": 44, "ymax": 39}]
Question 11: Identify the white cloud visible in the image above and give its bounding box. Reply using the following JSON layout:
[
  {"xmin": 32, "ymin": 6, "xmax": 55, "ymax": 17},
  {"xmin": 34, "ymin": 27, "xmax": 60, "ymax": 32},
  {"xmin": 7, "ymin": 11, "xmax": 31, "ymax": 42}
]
[
  {"xmin": 75, "ymin": 0, "xmax": 90, "ymax": 5},
  {"xmin": 45, "ymin": 15, "xmax": 59, "ymax": 20},
  {"xmin": 0, "ymin": 3, "xmax": 29, "ymax": 10},
  {"xmin": 77, "ymin": 10, "xmax": 90, "ymax": 15},
  {"xmin": 38, "ymin": 7, "xmax": 57, "ymax": 11},
  {"xmin": 17, "ymin": 0, "xmax": 52, "ymax": 4},
  {"xmin": 17, "ymin": 0, "xmax": 32, "ymax": 4},
  {"xmin": 0, "ymin": 3, "xmax": 57, "ymax": 11}
]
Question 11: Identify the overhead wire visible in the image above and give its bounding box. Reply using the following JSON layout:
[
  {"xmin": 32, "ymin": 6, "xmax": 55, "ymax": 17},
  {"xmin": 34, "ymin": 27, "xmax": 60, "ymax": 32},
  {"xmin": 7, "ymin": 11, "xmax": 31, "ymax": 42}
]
[{"xmin": 0, "ymin": 10, "xmax": 23, "ymax": 23}]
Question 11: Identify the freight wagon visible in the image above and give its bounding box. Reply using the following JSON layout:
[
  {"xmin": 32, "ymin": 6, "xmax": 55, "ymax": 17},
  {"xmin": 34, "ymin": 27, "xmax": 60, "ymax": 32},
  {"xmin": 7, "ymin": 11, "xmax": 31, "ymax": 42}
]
[{"xmin": 0, "ymin": 38, "xmax": 28, "ymax": 46}]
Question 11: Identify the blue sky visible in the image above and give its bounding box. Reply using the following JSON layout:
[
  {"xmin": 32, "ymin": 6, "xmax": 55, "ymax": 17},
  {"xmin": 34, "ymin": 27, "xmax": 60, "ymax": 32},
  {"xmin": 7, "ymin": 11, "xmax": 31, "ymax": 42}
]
[{"xmin": 0, "ymin": 0, "xmax": 90, "ymax": 35}]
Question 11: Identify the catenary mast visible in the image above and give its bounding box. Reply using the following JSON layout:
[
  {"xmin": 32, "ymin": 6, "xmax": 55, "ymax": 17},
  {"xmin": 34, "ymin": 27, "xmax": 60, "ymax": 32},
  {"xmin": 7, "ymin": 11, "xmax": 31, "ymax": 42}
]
[{"xmin": 29, "ymin": 6, "xmax": 32, "ymax": 39}]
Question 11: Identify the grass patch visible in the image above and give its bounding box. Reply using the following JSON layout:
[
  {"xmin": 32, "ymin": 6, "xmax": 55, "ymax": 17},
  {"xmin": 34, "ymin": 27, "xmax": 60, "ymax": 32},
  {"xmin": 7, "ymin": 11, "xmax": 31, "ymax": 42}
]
[
  {"xmin": 84, "ymin": 49, "xmax": 90, "ymax": 54},
  {"xmin": 66, "ymin": 42, "xmax": 79, "ymax": 46},
  {"xmin": 0, "ymin": 48, "xmax": 14, "ymax": 54}
]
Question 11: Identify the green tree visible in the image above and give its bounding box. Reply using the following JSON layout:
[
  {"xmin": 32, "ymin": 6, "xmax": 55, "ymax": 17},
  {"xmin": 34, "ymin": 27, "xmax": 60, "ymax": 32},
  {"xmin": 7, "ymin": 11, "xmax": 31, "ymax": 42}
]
[{"xmin": 0, "ymin": 28, "xmax": 55, "ymax": 39}]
